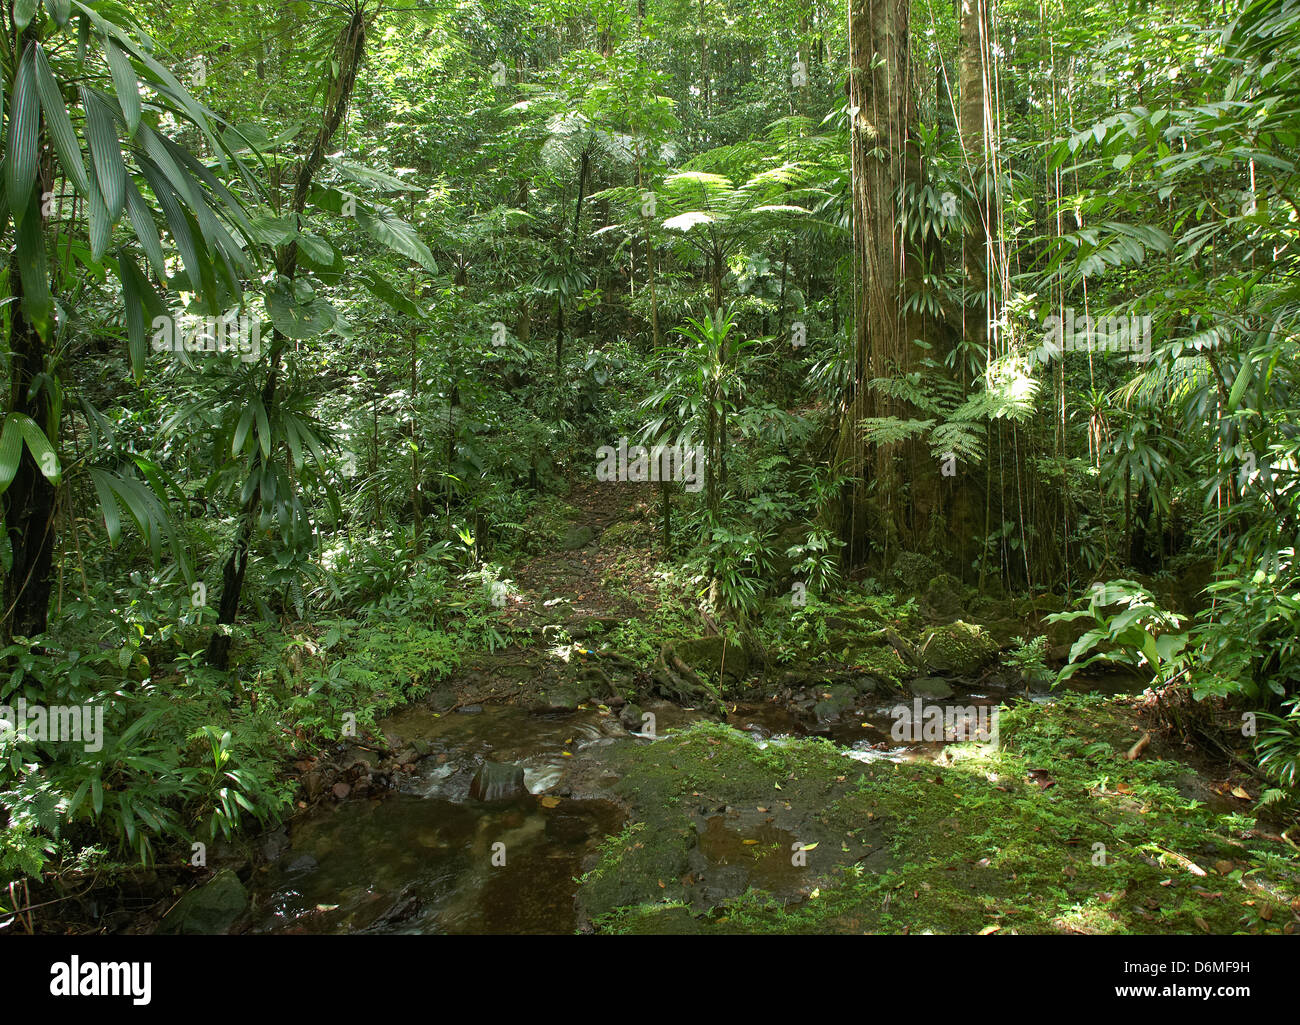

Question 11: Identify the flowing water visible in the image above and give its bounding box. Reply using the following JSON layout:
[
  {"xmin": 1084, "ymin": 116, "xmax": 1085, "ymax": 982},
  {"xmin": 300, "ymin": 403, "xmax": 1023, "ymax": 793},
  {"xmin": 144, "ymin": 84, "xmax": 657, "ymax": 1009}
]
[{"xmin": 251, "ymin": 668, "xmax": 1146, "ymax": 933}]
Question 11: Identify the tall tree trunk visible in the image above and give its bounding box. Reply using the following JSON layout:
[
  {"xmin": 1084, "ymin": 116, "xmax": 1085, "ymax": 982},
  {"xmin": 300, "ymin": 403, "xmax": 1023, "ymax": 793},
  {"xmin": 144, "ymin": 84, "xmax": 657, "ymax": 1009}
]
[
  {"xmin": 834, "ymin": 0, "xmax": 923, "ymax": 567},
  {"xmin": 959, "ymin": 0, "xmax": 990, "ymax": 361}
]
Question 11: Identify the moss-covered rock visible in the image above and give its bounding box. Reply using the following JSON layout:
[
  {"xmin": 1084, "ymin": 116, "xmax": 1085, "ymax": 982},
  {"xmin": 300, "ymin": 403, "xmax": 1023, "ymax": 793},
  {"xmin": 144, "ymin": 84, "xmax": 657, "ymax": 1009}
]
[
  {"xmin": 672, "ymin": 636, "xmax": 749, "ymax": 682},
  {"xmin": 920, "ymin": 621, "xmax": 999, "ymax": 674},
  {"xmin": 529, "ymin": 681, "xmax": 592, "ymax": 712},
  {"xmin": 923, "ymin": 573, "xmax": 967, "ymax": 619},
  {"xmin": 907, "ymin": 676, "xmax": 955, "ymax": 700},
  {"xmin": 158, "ymin": 869, "xmax": 248, "ymax": 935},
  {"xmin": 889, "ymin": 551, "xmax": 941, "ymax": 592},
  {"xmin": 581, "ymin": 697, "xmax": 1299, "ymax": 935},
  {"xmin": 853, "ymin": 644, "xmax": 909, "ymax": 688}
]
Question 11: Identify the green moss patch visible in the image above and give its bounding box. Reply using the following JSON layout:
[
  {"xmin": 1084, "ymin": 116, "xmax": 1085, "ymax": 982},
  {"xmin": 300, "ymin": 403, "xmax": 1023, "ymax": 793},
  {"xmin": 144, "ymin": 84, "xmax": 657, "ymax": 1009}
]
[{"xmin": 582, "ymin": 696, "xmax": 1300, "ymax": 934}]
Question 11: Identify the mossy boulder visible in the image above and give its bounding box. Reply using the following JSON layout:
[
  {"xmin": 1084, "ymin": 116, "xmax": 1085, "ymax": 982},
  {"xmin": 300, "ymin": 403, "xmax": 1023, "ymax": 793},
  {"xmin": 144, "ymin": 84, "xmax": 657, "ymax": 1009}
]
[
  {"xmin": 919, "ymin": 621, "xmax": 999, "ymax": 674},
  {"xmin": 529, "ymin": 681, "xmax": 592, "ymax": 712},
  {"xmin": 908, "ymin": 676, "xmax": 955, "ymax": 700},
  {"xmin": 853, "ymin": 644, "xmax": 909, "ymax": 688},
  {"xmin": 889, "ymin": 552, "xmax": 941, "ymax": 592},
  {"xmin": 158, "ymin": 869, "xmax": 248, "ymax": 935},
  {"xmin": 672, "ymin": 636, "xmax": 749, "ymax": 683},
  {"xmin": 923, "ymin": 573, "xmax": 967, "ymax": 619}
]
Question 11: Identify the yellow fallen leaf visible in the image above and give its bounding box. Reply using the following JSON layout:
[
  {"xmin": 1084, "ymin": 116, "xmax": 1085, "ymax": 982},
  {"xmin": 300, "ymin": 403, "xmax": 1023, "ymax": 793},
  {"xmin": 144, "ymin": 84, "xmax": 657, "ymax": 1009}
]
[
  {"xmin": 801, "ymin": 841, "xmax": 819, "ymax": 851},
  {"xmin": 1231, "ymin": 785, "xmax": 1251, "ymax": 800},
  {"xmin": 742, "ymin": 839, "xmax": 759, "ymax": 845},
  {"xmin": 540, "ymin": 795, "xmax": 561, "ymax": 808},
  {"xmin": 561, "ymin": 751, "xmax": 572, "ymax": 757},
  {"xmin": 979, "ymin": 925, "xmax": 1001, "ymax": 935}
]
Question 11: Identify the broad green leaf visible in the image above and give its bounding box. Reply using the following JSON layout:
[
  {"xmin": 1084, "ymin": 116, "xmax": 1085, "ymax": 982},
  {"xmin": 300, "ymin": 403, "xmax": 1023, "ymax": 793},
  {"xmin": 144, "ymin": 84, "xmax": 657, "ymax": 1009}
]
[
  {"xmin": 82, "ymin": 86, "xmax": 126, "ymax": 220},
  {"xmin": 104, "ymin": 38, "xmax": 140, "ymax": 135},
  {"xmin": 16, "ymin": 193, "xmax": 52, "ymax": 336},
  {"xmin": 355, "ymin": 205, "xmax": 437, "ymax": 272},
  {"xmin": 14, "ymin": 414, "xmax": 60, "ymax": 484},
  {"xmin": 6, "ymin": 44, "xmax": 40, "ymax": 220},
  {"xmin": 14, "ymin": 0, "xmax": 38, "ymax": 31},
  {"xmin": 265, "ymin": 277, "xmax": 337, "ymax": 339},
  {"xmin": 0, "ymin": 417, "xmax": 23, "ymax": 494},
  {"xmin": 33, "ymin": 43, "xmax": 89, "ymax": 194}
]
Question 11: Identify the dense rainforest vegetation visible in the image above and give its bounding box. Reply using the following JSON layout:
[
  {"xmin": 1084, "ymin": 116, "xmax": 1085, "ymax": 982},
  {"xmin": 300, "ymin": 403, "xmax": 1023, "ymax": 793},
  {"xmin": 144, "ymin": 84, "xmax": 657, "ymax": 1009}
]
[{"xmin": 0, "ymin": 0, "xmax": 1297, "ymax": 937}]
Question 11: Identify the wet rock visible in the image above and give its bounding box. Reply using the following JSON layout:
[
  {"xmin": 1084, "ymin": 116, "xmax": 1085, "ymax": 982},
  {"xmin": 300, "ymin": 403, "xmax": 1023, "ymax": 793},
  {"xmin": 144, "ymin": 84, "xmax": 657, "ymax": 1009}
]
[
  {"xmin": 344, "ymin": 747, "xmax": 379, "ymax": 771},
  {"xmin": 331, "ymin": 782, "xmax": 352, "ymax": 800},
  {"xmin": 429, "ymin": 686, "xmax": 458, "ymax": 711},
  {"xmin": 260, "ymin": 828, "xmax": 290, "ymax": 862},
  {"xmin": 394, "ymin": 747, "xmax": 418, "ymax": 765},
  {"xmin": 908, "ymin": 676, "xmax": 956, "ymax": 700},
  {"xmin": 619, "ymin": 702, "xmax": 645, "ymax": 732},
  {"xmin": 287, "ymin": 854, "xmax": 318, "ymax": 874},
  {"xmin": 469, "ymin": 761, "xmax": 527, "ymax": 802},
  {"xmin": 302, "ymin": 771, "xmax": 324, "ymax": 801},
  {"xmin": 457, "ymin": 704, "xmax": 483, "ymax": 714},
  {"xmin": 158, "ymin": 869, "xmax": 248, "ymax": 935},
  {"xmin": 813, "ymin": 684, "xmax": 857, "ymax": 721},
  {"xmin": 852, "ymin": 675, "xmax": 880, "ymax": 695},
  {"xmin": 544, "ymin": 807, "xmax": 597, "ymax": 844},
  {"xmin": 530, "ymin": 683, "xmax": 591, "ymax": 713}
]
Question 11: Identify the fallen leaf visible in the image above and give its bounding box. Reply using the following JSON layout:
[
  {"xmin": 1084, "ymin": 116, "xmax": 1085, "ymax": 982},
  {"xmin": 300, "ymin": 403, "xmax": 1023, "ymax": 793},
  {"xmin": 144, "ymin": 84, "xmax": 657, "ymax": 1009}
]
[
  {"xmin": 1231, "ymin": 785, "xmax": 1252, "ymax": 800},
  {"xmin": 979, "ymin": 924, "xmax": 1001, "ymax": 935},
  {"xmin": 540, "ymin": 795, "xmax": 561, "ymax": 808}
]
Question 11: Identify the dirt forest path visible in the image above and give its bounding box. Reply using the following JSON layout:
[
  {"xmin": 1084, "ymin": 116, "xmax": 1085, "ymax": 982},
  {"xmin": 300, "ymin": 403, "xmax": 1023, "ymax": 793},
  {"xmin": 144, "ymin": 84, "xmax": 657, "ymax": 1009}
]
[
  {"xmin": 442, "ymin": 479, "xmax": 667, "ymax": 710},
  {"xmin": 497, "ymin": 478, "xmax": 652, "ymax": 630}
]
